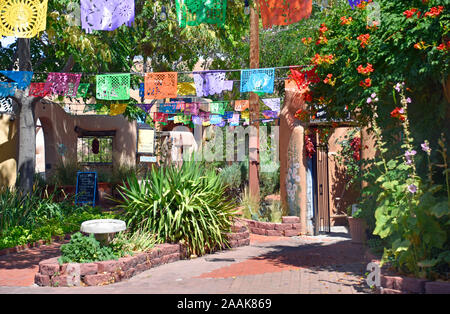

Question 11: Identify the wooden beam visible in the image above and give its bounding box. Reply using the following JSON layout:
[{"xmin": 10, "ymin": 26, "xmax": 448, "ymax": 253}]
[{"xmin": 248, "ymin": 2, "xmax": 260, "ymax": 201}]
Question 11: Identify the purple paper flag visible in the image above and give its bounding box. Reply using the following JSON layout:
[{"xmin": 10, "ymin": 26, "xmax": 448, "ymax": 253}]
[
  {"xmin": 262, "ymin": 98, "xmax": 281, "ymax": 112},
  {"xmin": 262, "ymin": 110, "xmax": 279, "ymax": 119},
  {"xmin": 81, "ymin": 0, "xmax": 135, "ymax": 34},
  {"xmin": 348, "ymin": 0, "xmax": 365, "ymax": 9},
  {"xmin": 194, "ymin": 71, "xmax": 227, "ymax": 97},
  {"xmin": 184, "ymin": 102, "xmax": 199, "ymax": 116},
  {"xmin": 137, "ymin": 103, "xmax": 153, "ymax": 113},
  {"xmin": 192, "ymin": 115, "xmax": 202, "ymax": 125}
]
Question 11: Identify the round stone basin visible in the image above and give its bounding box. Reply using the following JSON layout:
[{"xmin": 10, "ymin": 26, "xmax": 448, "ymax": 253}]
[{"xmin": 80, "ymin": 219, "xmax": 126, "ymax": 244}]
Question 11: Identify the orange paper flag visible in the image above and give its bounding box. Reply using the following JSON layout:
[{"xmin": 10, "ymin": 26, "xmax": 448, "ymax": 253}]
[
  {"xmin": 258, "ymin": 0, "xmax": 312, "ymax": 29},
  {"xmin": 234, "ymin": 100, "xmax": 249, "ymax": 111}
]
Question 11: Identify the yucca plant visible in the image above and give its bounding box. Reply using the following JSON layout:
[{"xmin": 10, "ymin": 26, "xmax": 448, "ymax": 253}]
[{"xmin": 115, "ymin": 161, "xmax": 238, "ymax": 256}]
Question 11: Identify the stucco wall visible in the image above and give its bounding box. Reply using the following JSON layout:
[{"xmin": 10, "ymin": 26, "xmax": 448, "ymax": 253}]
[
  {"xmin": 0, "ymin": 114, "xmax": 18, "ymax": 188},
  {"xmin": 34, "ymin": 102, "xmax": 137, "ymax": 178}
]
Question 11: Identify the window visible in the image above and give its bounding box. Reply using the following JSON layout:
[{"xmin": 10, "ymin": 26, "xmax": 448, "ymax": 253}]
[{"xmin": 77, "ymin": 136, "xmax": 113, "ymax": 164}]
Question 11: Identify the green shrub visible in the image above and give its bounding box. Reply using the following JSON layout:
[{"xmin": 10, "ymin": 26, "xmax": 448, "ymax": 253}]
[
  {"xmin": 116, "ymin": 161, "xmax": 236, "ymax": 256},
  {"xmin": 0, "ymin": 186, "xmax": 79, "ymax": 233},
  {"xmin": 219, "ymin": 162, "xmax": 248, "ymax": 199},
  {"xmin": 48, "ymin": 159, "xmax": 82, "ymax": 186},
  {"xmin": 109, "ymin": 228, "xmax": 158, "ymax": 257},
  {"xmin": 240, "ymin": 186, "xmax": 260, "ymax": 221},
  {"xmin": 59, "ymin": 232, "xmax": 117, "ymax": 264}
]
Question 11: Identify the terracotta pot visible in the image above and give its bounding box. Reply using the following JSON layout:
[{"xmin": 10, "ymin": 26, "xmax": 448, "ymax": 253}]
[
  {"xmin": 348, "ymin": 217, "xmax": 367, "ymax": 244},
  {"xmin": 97, "ymin": 182, "xmax": 113, "ymax": 205}
]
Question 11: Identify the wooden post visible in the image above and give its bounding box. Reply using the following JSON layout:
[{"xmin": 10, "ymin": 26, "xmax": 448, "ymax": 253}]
[{"xmin": 248, "ymin": 2, "xmax": 260, "ymax": 201}]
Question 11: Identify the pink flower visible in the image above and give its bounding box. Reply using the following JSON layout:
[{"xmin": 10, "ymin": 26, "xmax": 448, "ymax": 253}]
[
  {"xmin": 408, "ymin": 184, "xmax": 417, "ymax": 194},
  {"xmin": 421, "ymin": 141, "xmax": 431, "ymax": 155}
]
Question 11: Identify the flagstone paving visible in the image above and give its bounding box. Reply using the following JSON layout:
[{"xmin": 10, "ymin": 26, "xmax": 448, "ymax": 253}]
[{"xmin": 0, "ymin": 233, "xmax": 375, "ymax": 294}]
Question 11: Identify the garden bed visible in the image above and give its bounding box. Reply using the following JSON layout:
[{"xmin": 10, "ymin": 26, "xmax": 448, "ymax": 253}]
[
  {"xmin": 0, "ymin": 235, "xmax": 70, "ymax": 256},
  {"xmin": 239, "ymin": 216, "xmax": 301, "ymax": 237},
  {"xmin": 34, "ymin": 222, "xmax": 251, "ymax": 287}
]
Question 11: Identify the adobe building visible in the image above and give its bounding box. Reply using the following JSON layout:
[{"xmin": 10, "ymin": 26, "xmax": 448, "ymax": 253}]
[{"xmin": 279, "ymin": 79, "xmax": 377, "ymax": 235}]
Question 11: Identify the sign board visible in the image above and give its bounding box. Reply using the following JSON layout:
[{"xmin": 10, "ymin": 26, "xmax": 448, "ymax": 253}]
[
  {"xmin": 140, "ymin": 155, "xmax": 157, "ymax": 163},
  {"xmin": 75, "ymin": 172, "xmax": 97, "ymax": 207},
  {"xmin": 137, "ymin": 128, "xmax": 155, "ymax": 154}
]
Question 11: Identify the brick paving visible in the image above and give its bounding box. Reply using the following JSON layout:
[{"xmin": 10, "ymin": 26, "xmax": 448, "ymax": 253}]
[{"xmin": 0, "ymin": 233, "xmax": 374, "ymax": 294}]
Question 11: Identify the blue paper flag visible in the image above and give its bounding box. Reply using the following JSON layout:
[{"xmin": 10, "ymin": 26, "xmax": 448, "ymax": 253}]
[
  {"xmin": 348, "ymin": 0, "xmax": 365, "ymax": 9},
  {"xmin": 240, "ymin": 68, "xmax": 275, "ymax": 94},
  {"xmin": 0, "ymin": 71, "xmax": 33, "ymax": 90},
  {"xmin": 210, "ymin": 114, "xmax": 223, "ymax": 125},
  {"xmin": 159, "ymin": 103, "xmax": 177, "ymax": 114},
  {"xmin": 0, "ymin": 82, "xmax": 17, "ymax": 97},
  {"xmin": 139, "ymin": 83, "xmax": 145, "ymax": 98}
]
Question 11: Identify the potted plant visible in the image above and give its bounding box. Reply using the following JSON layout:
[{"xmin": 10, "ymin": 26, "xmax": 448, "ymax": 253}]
[{"xmin": 347, "ymin": 204, "xmax": 367, "ymax": 244}]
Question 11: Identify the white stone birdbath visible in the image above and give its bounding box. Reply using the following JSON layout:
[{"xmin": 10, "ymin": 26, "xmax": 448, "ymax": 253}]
[{"xmin": 80, "ymin": 219, "xmax": 126, "ymax": 245}]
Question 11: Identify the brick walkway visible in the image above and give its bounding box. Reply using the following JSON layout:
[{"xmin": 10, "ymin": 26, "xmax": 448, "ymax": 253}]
[{"xmin": 0, "ymin": 233, "xmax": 374, "ymax": 294}]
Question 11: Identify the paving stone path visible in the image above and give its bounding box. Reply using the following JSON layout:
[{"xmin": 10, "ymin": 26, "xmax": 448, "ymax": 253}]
[{"xmin": 0, "ymin": 233, "xmax": 375, "ymax": 294}]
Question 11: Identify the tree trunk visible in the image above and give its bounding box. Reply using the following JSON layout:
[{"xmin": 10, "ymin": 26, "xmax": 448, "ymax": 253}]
[
  {"xmin": 16, "ymin": 38, "xmax": 36, "ymax": 193},
  {"xmin": 16, "ymin": 90, "xmax": 36, "ymax": 193}
]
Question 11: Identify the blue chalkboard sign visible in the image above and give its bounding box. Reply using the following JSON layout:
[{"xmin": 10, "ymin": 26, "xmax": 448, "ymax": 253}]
[{"xmin": 75, "ymin": 172, "xmax": 97, "ymax": 207}]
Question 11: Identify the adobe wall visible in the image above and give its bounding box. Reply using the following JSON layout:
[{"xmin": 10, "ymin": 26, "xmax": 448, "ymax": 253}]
[
  {"xmin": 0, "ymin": 114, "xmax": 18, "ymax": 187},
  {"xmin": 34, "ymin": 102, "xmax": 137, "ymax": 178}
]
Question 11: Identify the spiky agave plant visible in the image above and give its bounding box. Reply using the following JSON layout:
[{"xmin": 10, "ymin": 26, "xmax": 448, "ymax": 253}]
[{"xmin": 116, "ymin": 161, "xmax": 238, "ymax": 256}]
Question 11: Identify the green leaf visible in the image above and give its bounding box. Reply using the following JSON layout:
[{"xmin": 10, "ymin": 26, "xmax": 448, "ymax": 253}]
[{"xmin": 430, "ymin": 201, "xmax": 449, "ymax": 218}]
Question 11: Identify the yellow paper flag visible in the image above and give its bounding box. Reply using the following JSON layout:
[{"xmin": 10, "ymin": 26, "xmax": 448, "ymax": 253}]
[
  {"xmin": 109, "ymin": 103, "xmax": 127, "ymax": 116},
  {"xmin": 0, "ymin": 0, "xmax": 48, "ymax": 38},
  {"xmin": 177, "ymin": 82, "xmax": 196, "ymax": 96}
]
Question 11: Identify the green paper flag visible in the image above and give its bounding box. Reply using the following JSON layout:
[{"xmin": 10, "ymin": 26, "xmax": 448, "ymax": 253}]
[{"xmin": 96, "ymin": 74, "xmax": 130, "ymax": 101}]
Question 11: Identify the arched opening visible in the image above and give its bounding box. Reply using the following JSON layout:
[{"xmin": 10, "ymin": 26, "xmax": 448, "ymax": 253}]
[{"xmin": 35, "ymin": 118, "xmax": 46, "ymax": 179}]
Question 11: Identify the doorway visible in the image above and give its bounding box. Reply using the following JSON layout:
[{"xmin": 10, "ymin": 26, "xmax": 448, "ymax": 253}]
[{"xmin": 312, "ymin": 132, "xmax": 331, "ymax": 235}]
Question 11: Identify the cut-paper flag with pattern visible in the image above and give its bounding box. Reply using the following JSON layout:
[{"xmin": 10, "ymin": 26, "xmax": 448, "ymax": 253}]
[
  {"xmin": 153, "ymin": 112, "xmax": 168, "ymax": 124},
  {"xmin": 44, "ymin": 73, "xmax": 82, "ymax": 97},
  {"xmin": 348, "ymin": 0, "xmax": 366, "ymax": 9},
  {"xmin": 96, "ymin": 74, "xmax": 130, "ymax": 100},
  {"xmin": 0, "ymin": 71, "xmax": 33, "ymax": 90},
  {"xmin": 194, "ymin": 71, "xmax": 230, "ymax": 97},
  {"xmin": 210, "ymin": 114, "xmax": 223, "ymax": 125},
  {"xmin": 234, "ymin": 100, "xmax": 249, "ymax": 112},
  {"xmin": 76, "ymin": 83, "xmax": 90, "ymax": 98},
  {"xmin": 0, "ymin": 97, "xmax": 13, "ymax": 114},
  {"xmin": 177, "ymin": 82, "xmax": 196, "ymax": 96},
  {"xmin": 0, "ymin": 82, "xmax": 17, "ymax": 97},
  {"xmin": 210, "ymin": 101, "xmax": 227, "ymax": 115},
  {"xmin": 0, "ymin": 0, "xmax": 48, "ymax": 38},
  {"xmin": 29, "ymin": 83, "xmax": 50, "ymax": 97},
  {"xmin": 80, "ymin": 0, "xmax": 135, "ymax": 33},
  {"xmin": 262, "ymin": 98, "xmax": 280, "ymax": 113},
  {"xmin": 175, "ymin": 0, "xmax": 228, "ymax": 28},
  {"xmin": 144, "ymin": 72, "xmax": 178, "ymax": 100},
  {"xmin": 159, "ymin": 103, "xmax": 177, "ymax": 114},
  {"xmin": 109, "ymin": 103, "xmax": 128, "ymax": 116},
  {"xmin": 137, "ymin": 103, "xmax": 153, "ymax": 114},
  {"xmin": 262, "ymin": 110, "xmax": 279, "ymax": 119},
  {"xmin": 258, "ymin": 0, "xmax": 312, "ymax": 29},
  {"xmin": 192, "ymin": 115, "xmax": 202, "ymax": 125},
  {"xmin": 240, "ymin": 68, "xmax": 275, "ymax": 94},
  {"xmin": 229, "ymin": 113, "xmax": 240, "ymax": 126},
  {"xmin": 184, "ymin": 102, "xmax": 199, "ymax": 116}
]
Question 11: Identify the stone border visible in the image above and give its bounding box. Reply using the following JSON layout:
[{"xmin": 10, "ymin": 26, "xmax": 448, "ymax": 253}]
[
  {"xmin": 239, "ymin": 216, "xmax": 301, "ymax": 237},
  {"xmin": 35, "ymin": 223, "xmax": 251, "ymax": 287},
  {"xmin": 379, "ymin": 274, "xmax": 450, "ymax": 294}
]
